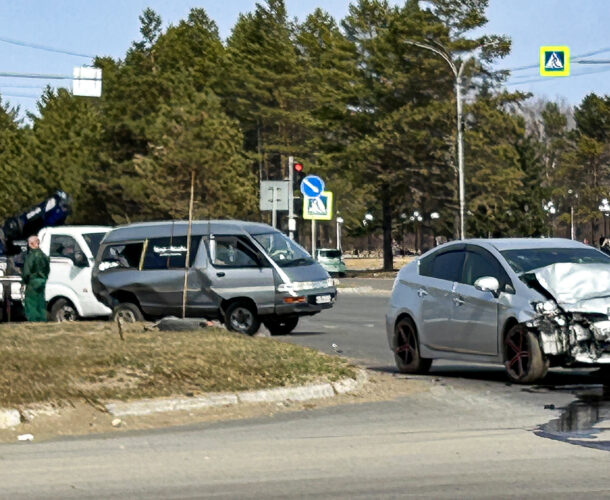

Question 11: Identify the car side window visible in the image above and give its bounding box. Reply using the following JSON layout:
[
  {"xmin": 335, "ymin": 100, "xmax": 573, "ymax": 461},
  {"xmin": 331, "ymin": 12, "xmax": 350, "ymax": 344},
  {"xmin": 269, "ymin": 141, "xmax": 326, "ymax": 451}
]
[
  {"xmin": 142, "ymin": 236, "xmax": 201, "ymax": 270},
  {"xmin": 462, "ymin": 249, "xmax": 511, "ymax": 290},
  {"xmin": 50, "ymin": 235, "xmax": 84, "ymax": 261},
  {"xmin": 428, "ymin": 250, "xmax": 465, "ymax": 282},
  {"xmin": 211, "ymin": 236, "xmax": 262, "ymax": 268},
  {"xmin": 99, "ymin": 243, "xmax": 144, "ymax": 271}
]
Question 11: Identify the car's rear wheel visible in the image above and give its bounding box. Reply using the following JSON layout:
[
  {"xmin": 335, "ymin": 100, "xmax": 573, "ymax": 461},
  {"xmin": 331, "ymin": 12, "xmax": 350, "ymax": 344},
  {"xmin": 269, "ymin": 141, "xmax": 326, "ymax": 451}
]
[
  {"xmin": 50, "ymin": 298, "xmax": 78, "ymax": 322},
  {"xmin": 226, "ymin": 302, "xmax": 260, "ymax": 336},
  {"xmin": 393, "ymin": 317, "xmax": 432, "ymax": 374},
  {"xmin": 113, "ymin": 302, "xmax": 144, "ymax": 323},
  {"xmin": 504, "ymin": 325, "xmax": 549, "ymax": 383},
  {"xmin": 263, "ymin": 316, "xmax": 299, "ymax": 336}
]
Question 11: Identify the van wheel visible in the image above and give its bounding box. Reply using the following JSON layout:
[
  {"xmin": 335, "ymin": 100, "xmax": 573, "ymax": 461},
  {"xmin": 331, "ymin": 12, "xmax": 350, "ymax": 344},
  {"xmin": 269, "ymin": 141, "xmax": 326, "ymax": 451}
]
[
  {"xmin": 113, "ymin": 302, "xmax": 144, "ymax": 323},
  {"xmin": 504, "ymin": 325, "xmax": 549, "ymax": 384},
  {"xmin": 225, "ymin": 302, "xmax": 260, "ymax": 336},
  {"xmin": 264, "ymin": 316, "xmax": 299, "ymax": 336},
  {"xmin": 393, "ymin": 317, "xmax": 432, "ymax": 374},
  {"xmin": 50, "ymin": 299, "xmax": 78, "ymax": 322}
]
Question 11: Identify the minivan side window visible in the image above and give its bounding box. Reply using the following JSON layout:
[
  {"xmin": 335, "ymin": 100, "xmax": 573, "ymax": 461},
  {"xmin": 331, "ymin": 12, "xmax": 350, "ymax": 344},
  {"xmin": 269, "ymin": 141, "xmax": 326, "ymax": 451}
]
[
  {"xmin": 142, "ymin": 236, "xmax": 201, "ymax": 270},
  {"xmin": 429, "ymin": 250, "xmax": 465, "ymax": 282},
  {"xmin": 211, "ymin": 236, "xmax": 262, "ymax": 268},
  {"xmin": 99, "ymin": 243, "xmax": 144, "ymax": 271},
  {"xmin": 50, "ymin": 235, "xmax": 84, "ymax": 261}
]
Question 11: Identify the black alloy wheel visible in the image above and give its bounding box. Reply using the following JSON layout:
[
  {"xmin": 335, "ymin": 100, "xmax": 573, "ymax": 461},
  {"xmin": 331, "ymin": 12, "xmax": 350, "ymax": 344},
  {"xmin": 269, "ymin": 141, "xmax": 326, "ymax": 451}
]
[
  {"xmin": 504, "ymin": 325, "xmax": 549, "ymax": 383},
  {"xmin": 393, "ymin": 317, "xmax": 432, "ymax": 374}
]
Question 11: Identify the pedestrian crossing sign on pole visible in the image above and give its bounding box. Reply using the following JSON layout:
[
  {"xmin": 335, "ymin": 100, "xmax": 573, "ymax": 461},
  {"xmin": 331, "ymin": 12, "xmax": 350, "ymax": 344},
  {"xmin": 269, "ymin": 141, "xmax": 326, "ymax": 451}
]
[
  {"xmin": 539, "ymin": 46, "xmax": 570, "ymax": 76},
  {"xmin": 303, "ymin": 191, "xmax": 333, "ymax": 220}
]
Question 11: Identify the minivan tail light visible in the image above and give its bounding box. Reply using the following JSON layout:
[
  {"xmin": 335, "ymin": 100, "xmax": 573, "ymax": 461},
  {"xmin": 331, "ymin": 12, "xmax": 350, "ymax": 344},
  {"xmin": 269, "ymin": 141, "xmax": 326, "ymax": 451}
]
[{"xmin": 283, "ymin": 296, "xmax": 306, "ymax": 304}]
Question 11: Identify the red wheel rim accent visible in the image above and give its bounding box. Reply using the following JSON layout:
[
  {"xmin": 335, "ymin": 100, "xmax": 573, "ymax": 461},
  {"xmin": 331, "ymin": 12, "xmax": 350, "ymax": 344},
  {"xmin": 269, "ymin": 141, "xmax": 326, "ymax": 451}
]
[
  {"xmin": 395, "ymin": 322, "xmax": 416, "ymax": 365},
  {"xmin": 505, "ymin": 329, "xmax": 530, "ymax": 379}
]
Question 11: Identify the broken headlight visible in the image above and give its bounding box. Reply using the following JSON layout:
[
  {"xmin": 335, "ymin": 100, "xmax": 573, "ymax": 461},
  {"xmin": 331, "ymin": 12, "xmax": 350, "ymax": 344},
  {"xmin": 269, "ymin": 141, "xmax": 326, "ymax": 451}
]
[{"xmin": 533, "ymin": 300, "xmax": 558, "ymax": 315}]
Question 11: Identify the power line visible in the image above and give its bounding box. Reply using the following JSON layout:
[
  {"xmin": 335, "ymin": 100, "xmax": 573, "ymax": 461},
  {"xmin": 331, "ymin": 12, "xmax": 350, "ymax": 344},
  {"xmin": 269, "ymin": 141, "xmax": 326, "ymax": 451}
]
[
  {"xmin": 0, "ymin": 36, "xmax": 94, "ymax": 59},
  {"xmin": 0, "ymin": 71, "xmax": 72, "ymax": 80},
  {"xmin": 504, "ymin": 47, "xmax": 610, "ymax": 72},
  {"xmin": 506, "ymin": 66, "xmax": 610, "ymax": 86},
  {"xmin": 0, "ymin": 93, "xmax": 39, "ymax": 99}
]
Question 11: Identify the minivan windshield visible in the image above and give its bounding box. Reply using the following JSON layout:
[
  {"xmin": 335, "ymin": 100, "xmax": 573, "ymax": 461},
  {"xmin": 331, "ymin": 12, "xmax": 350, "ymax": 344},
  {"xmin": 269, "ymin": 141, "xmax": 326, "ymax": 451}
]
[
  {"xmin": 501, "ymin": 247, "xmax": 610, "ymax": 274},
  {"xmin": 252, "ymin": 232, "xmax": 314, "ymax": 267}
]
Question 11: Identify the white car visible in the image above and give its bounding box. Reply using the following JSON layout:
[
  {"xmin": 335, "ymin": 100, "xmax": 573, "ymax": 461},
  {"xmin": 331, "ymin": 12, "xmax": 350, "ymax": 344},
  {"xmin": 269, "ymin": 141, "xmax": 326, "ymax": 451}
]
[{"xmin": 38, "ymin": 226, "xmax": 112, "ymax": 321}]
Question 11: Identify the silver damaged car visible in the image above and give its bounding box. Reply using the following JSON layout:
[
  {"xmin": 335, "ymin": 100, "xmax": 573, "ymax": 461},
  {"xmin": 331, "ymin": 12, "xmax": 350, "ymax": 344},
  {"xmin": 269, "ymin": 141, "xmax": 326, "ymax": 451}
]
[{"xmin": 386, "ymin": 238, "xmax": 610, "ymax": 383}]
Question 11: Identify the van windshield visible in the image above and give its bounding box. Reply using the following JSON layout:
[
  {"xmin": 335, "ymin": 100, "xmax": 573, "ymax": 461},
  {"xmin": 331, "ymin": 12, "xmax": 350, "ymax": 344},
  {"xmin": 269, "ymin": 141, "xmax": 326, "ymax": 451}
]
[
  {"xmin": 252, "ymin": 232, "xmax": 314, "ymax": 267},
  {"xmin": 318, "ymin": 250, "xmax": 341, "ymax": 259}
]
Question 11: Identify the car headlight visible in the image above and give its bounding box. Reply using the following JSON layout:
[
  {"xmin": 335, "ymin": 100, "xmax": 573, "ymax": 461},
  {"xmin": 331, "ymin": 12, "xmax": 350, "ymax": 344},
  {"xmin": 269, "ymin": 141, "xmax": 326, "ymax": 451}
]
[
  {"xmin": 278, "ymin": 278, "xmax": 334, "ymax": 292},
  {"xmin": 533, "ymin": 300, "xmax": 558, "ymax": 315}
]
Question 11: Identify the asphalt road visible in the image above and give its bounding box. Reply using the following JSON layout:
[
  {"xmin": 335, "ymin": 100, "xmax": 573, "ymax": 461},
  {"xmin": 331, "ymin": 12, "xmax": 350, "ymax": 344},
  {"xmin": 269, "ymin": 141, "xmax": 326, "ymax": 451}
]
[{"xmin": 2, "ymin": 281, "xmax": 610, "ymax": 498}]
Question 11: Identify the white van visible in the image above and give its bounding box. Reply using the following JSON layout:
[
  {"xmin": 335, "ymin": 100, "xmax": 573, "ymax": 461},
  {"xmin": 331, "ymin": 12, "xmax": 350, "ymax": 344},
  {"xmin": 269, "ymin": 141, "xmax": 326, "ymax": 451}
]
[{"xmin": 38, "ymin": 226, "xmax": 112, "ymax": 321}]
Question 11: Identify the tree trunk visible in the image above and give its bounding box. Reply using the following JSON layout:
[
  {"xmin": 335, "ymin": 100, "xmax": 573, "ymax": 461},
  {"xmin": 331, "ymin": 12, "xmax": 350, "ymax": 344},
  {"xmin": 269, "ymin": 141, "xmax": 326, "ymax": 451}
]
[{"xmin": 382, "ymin": 188, "xmax": 393, "ymax": 271}]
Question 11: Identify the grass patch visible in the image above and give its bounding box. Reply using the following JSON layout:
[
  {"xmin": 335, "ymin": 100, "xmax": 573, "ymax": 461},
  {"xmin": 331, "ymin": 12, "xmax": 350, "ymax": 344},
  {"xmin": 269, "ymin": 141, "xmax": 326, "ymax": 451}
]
[{"xmin": 0, "ymin": 322, "xmax": 356, "ymax": 407}]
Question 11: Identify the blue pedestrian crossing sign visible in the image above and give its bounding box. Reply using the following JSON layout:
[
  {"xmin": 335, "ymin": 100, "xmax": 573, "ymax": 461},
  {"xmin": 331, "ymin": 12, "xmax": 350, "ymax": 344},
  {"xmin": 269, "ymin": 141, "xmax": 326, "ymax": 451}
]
[
  {"xmin": 540, "ymin": 46, "xmax": 570, "ymax": 76},
  {"xmin": 303, "ymin": 191, "xmax": 333, "ymax": 221},
  {"xmin": 300, "ymin": 175, "xmax": 325, "ymax": 198}
]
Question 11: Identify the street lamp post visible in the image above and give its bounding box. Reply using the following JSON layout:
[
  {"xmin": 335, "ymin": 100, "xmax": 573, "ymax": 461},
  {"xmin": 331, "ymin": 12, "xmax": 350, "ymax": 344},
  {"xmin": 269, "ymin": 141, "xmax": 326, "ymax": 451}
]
[
  {"xmin": 404, "ymin": 40, "xmax": 467, "ymax": 240},
  {"xmin": 543, "ymin": 201, "xmax": 556, "ymax": 237},
  {"xmin": 336, "ymin": 216, "xmax": 344, "ymax": 251},
  {"xmin": 567, "ymin": 189, "xmax": 578, "ymax": 240},
  {"xmin": 363, "ymin": 213, "xmax": 374, "ymax": 255}
]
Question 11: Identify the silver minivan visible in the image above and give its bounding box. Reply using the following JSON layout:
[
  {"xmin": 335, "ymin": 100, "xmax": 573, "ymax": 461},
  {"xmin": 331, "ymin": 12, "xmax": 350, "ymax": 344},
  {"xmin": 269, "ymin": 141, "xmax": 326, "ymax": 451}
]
[{"xmin": 92, "ymin": 220, "xmax": 336, "ymax": 335}]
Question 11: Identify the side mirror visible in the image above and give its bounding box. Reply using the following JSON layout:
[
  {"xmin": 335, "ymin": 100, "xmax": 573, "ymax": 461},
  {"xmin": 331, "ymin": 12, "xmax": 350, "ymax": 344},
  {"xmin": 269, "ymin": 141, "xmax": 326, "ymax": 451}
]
[{"xmin": 474, "ymin": 276, "xmax": 500, "ymax": 295}]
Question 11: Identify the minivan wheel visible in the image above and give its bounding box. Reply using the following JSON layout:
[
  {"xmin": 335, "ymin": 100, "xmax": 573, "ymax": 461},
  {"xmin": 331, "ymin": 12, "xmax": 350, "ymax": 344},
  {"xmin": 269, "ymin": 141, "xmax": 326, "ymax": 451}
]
[
  {"xmin": 50, "ymin": 298, "xmax": 78, "ymax": 322},
  {"xmin": 263, "ymin": 316, "xmax": 299, "ymax": 336},
  {"xmin": 393, "ymin": 317, "xmax": 432, "ymax": 374},
  {"xmin": 504, "ymin": 325, "xmax": 549, "ymax": 384},
  {"xmin": 113, "ymin": 302, "xmax": 144, "ymax": 323},
  {"xmin": 226, "ymin": 302, "xmax": 260, "ymax": 336}
]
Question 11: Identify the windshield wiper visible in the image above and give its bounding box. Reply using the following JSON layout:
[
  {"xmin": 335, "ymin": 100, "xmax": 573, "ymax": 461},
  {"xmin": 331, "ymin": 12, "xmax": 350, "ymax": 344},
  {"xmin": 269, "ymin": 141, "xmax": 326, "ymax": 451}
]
[{"xmin": 277, "ymin": 257, "xmax": 314, "ymax": 267}]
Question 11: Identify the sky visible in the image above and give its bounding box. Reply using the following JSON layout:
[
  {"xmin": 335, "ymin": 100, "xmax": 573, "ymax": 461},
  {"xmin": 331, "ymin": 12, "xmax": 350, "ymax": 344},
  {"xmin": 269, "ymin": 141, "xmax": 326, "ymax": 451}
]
[{"xmin": 2, "ymin": 0, "xmax": 610, "ymax": 118}]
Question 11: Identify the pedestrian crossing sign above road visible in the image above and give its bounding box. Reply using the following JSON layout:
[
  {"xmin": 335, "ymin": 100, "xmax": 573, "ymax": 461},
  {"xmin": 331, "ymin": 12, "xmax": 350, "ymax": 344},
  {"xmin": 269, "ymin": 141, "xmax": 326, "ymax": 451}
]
[
  {"xmin": 539, "ymin": 46, "xmax": 570, "ymax": 76},
  {"xmin": 303, "ymin": 191, "xmax": 333, "ymax": 220}
]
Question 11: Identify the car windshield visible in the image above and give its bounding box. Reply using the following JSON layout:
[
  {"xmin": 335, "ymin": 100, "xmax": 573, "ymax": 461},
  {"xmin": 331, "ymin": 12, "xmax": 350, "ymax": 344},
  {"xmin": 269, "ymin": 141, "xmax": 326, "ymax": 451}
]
[
  {"xmin": 318, "ymin": 250, "xmax": 341, "ymax": 259},
  {"xmin": 252, "ymin": 232, "xmax": 314, "ymax": 267},
  {"xmin": 500, "ymin": 247, "xmax": 610, "ymax": 274},
  {"xmin": 83, "ymin": 232, "xmax": 108, "ymax": 258}
]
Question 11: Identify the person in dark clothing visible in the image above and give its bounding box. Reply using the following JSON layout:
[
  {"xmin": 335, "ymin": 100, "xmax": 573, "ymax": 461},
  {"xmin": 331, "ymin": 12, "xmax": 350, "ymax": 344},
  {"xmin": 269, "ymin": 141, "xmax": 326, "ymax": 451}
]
[{"xmin": 22, "ymin": 235, "xmax": 50, "ymax": 322}]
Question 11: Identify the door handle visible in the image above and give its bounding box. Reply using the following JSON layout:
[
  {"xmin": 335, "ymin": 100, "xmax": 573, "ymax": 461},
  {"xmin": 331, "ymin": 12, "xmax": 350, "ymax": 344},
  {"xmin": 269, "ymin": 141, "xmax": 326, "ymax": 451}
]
[
  {"xmin": 453, "ymin": 296, "xmax": 465, "ymax": 306},
  {"xmin": 216, "ymin": 272, "xmax": 225, "ymax": 277},
  {"xmin": 417, "ymin": 288, "xmax": 428, "ymax": 298}
]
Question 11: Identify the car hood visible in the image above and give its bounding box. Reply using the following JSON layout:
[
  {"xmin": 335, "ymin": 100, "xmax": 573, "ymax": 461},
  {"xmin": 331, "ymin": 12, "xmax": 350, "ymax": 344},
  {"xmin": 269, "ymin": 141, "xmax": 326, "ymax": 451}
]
[
  {"xmin": 529, "ymin": 262, "xmax": 610, "ymax": 313},
  {"xmin": 281, "ymin": 262, "xmax": 330, "ymax": 283}
]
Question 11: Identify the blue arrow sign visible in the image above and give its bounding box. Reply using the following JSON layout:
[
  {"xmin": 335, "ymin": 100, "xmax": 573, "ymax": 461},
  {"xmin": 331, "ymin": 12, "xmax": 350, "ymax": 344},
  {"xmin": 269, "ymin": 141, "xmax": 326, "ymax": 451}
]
[{"xmin": 300, "ymin": 175, "xmax": 325, "ymax": 198}]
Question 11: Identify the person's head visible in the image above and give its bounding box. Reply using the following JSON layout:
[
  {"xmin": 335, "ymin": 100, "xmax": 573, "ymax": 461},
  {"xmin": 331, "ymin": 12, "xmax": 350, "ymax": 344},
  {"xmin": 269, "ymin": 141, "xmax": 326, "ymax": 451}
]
[{"xmin": 27, "ymin": 235, "xmax": 40, "ymax": 250}]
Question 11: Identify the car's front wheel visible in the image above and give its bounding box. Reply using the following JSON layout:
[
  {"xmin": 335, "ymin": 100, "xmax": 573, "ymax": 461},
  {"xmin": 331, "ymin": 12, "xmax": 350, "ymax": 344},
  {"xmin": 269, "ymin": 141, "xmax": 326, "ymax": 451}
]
[
  {"xmin": 263, "ymin": 316, "xmax": 299, "ymax": 336},
  {"xmin": 393, "ymin": 317, "xmax": 432, "ymax": 374},
  {"xmin": 226, "ymin": 302, "xmax": 260, "ymax": 336},
  {"xmin": 504, "ymin": 325, "xmax": 549, "ymax": 383}
]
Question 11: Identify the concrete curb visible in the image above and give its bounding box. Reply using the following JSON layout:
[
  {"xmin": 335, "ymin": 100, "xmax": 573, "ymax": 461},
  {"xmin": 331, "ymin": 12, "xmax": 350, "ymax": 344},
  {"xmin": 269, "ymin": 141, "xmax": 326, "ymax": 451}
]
[
  {"xmin": 337, "ymin": 287, "xmax": 392, "ymax": 297},
  {"xmin": 0, "ymin": 370, "xmax": 369, "ymax": 427},
  {"xmin": 105, "ymin": 369, "xmax": 368, "ymax": 417}
]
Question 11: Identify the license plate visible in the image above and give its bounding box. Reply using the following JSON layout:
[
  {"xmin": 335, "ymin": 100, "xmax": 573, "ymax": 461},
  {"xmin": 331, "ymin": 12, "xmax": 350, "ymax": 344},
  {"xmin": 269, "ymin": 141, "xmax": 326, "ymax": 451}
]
[{"xmin": 316, "ymin": 294, "xmax": 332, "ymax": 304}]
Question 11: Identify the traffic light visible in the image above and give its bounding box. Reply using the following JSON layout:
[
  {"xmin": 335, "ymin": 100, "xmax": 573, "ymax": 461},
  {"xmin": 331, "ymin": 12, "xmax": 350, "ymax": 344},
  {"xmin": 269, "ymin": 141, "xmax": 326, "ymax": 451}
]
[{"xmin": 293, "ymin": 162, "xmax": 305, "ymax": 191}]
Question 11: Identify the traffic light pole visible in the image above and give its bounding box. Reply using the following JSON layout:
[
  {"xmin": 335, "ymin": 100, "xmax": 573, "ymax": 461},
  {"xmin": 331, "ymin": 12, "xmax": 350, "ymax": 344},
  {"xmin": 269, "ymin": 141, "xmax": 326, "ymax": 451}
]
[{"xmin": 288, "ymin": 155, "xmax": 295, "ymax": 240}]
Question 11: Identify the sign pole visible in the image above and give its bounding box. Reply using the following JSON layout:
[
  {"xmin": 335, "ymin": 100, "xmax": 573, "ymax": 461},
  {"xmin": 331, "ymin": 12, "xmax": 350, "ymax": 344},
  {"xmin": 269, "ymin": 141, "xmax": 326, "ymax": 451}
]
[
  {"xmin": 311, "ymin": 219, "xmax": 316, "ymax": 257},
  {"xmin": 288, "ymin": 156, "xmax": 294, "ymax": 239},
  {"xmin": 272, "ymin": 186, "xmax": 278, "ymax": 228}
]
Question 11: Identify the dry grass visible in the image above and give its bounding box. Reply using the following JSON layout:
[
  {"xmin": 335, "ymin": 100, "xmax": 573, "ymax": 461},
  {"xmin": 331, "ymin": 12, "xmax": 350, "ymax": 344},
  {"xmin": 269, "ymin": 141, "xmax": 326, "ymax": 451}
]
[
  {"xmin": 0, "ymin": 322, "xmax": 356, "ymax": 407},
  {"xmin": 344, "ymin": 256, "xmax": 415, "ymax": 272}
]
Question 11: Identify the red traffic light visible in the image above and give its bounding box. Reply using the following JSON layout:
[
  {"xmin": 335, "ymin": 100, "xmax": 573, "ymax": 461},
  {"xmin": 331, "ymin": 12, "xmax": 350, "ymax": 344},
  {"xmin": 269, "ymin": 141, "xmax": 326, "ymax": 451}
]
[{"xmin": 294, "ymin": 162, "xmax": 303, "ymax": 172}]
